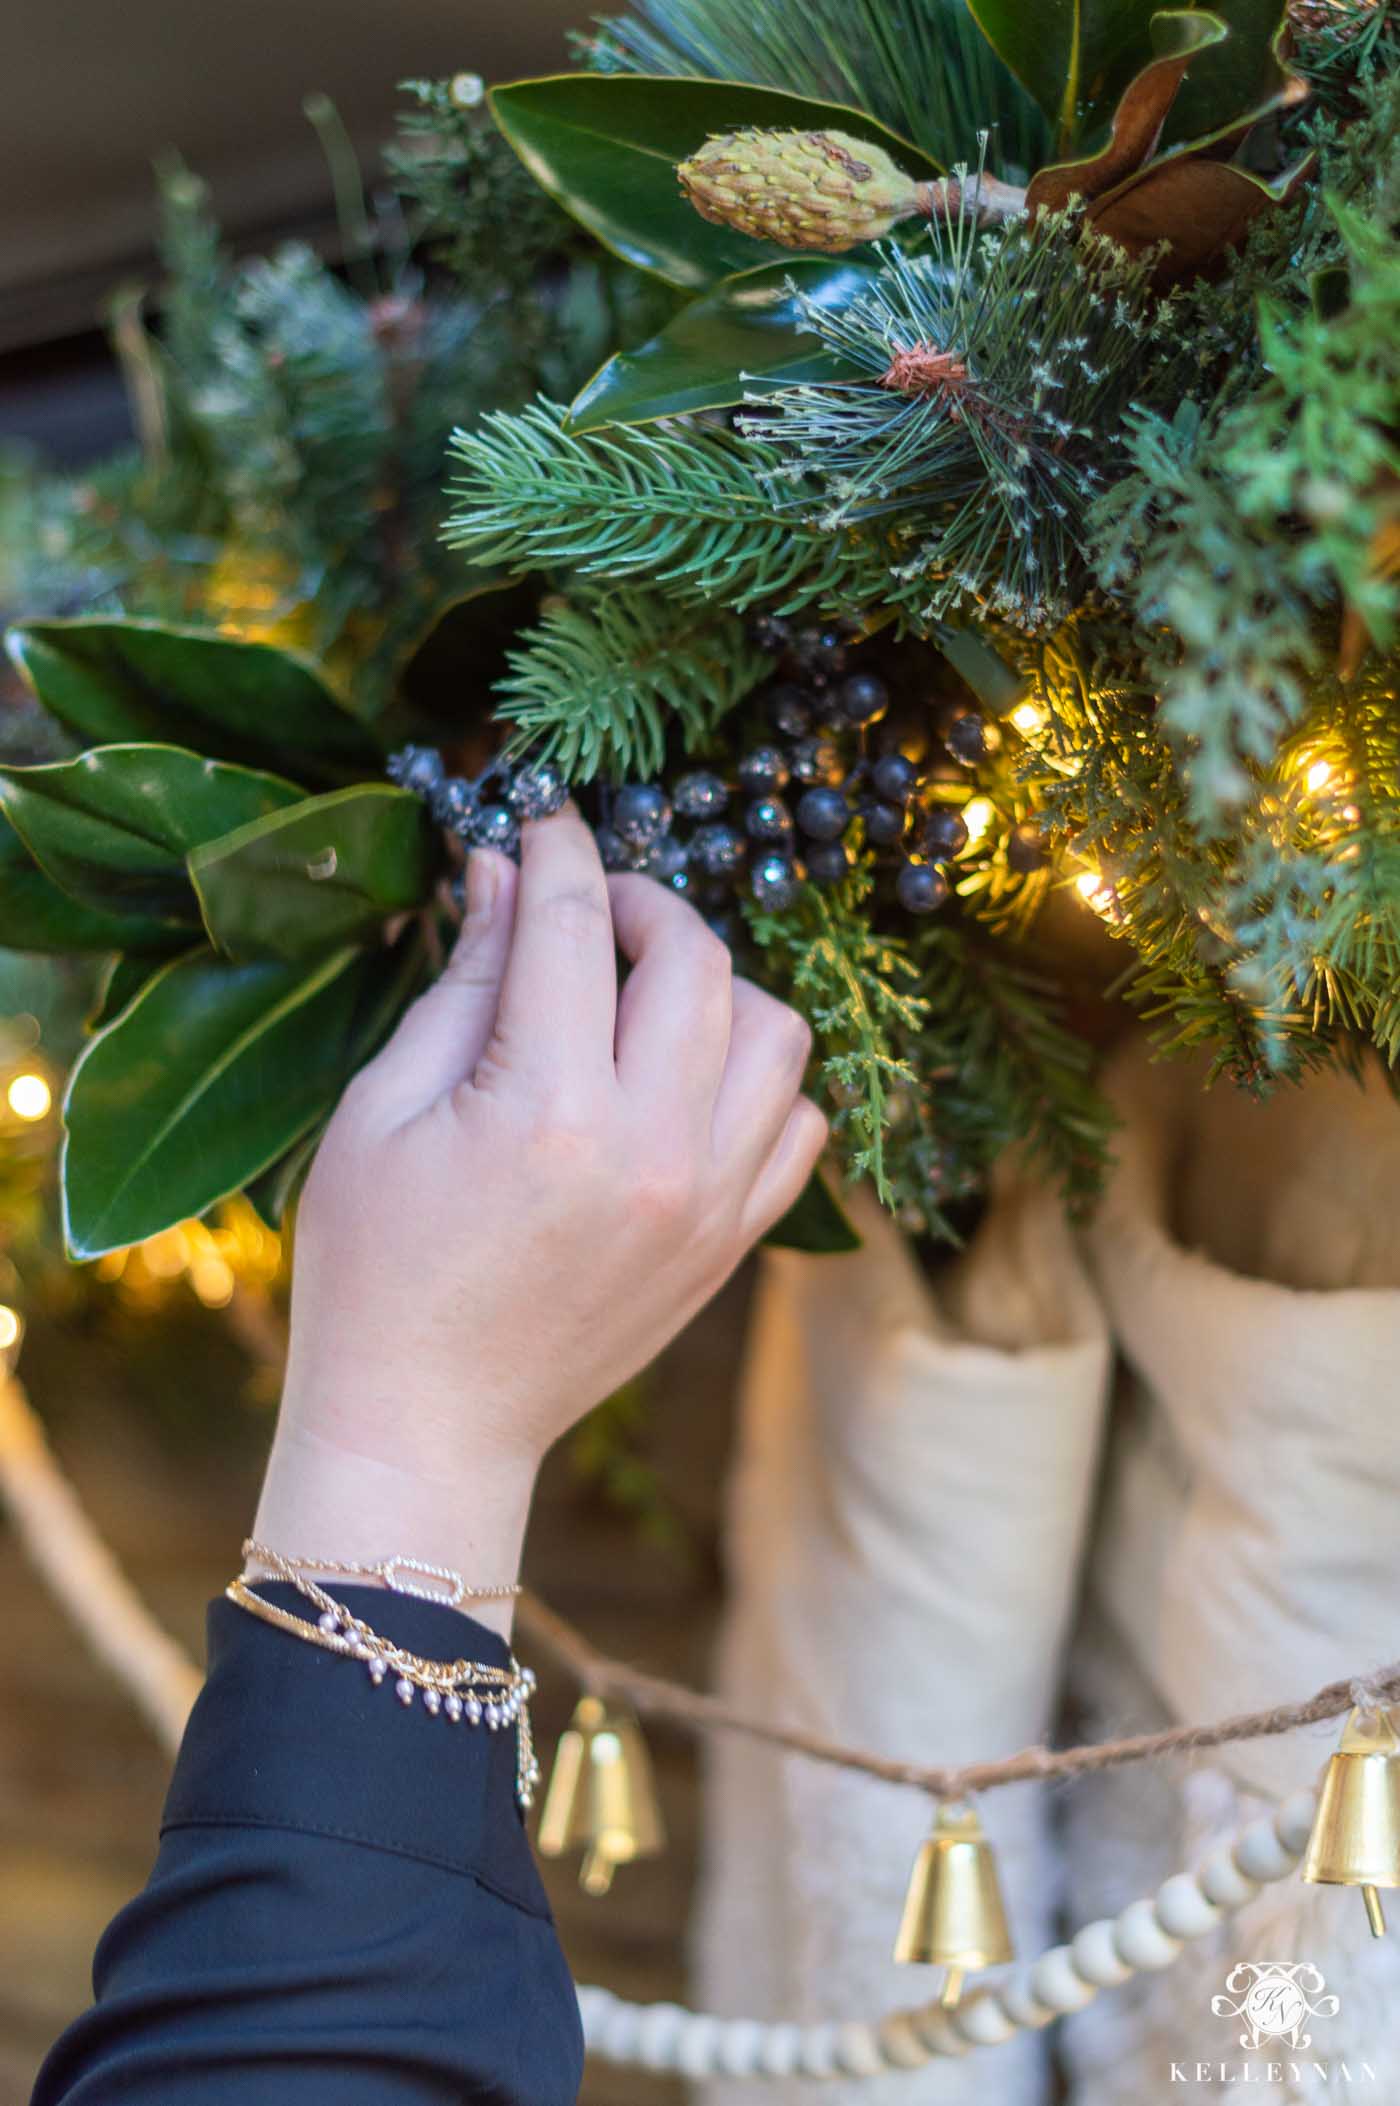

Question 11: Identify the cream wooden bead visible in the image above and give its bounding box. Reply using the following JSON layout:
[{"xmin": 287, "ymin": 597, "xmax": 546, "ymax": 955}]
[
  {"xmin": 1154, "ymin": 1872, "xmax": 1222, "ymax": 1940},
  {"xmin": 1197, "ymin": 1842, "xmax": 1261, "ymax": 1909},
  {"xmin": 832, "ymin": 2021, "xmax": 885, "ymax": 2077},
  {"xmin": 1274, "ymin": 1787, "xmax": 1321, "ymax": 1857},
  {"xmin": 913, "ymin": 2000, "xmax": 968, "ymax": 2056},
  {"xmin": 1071, "ymin": 1915, "xmax": 1134, "ymax": 1988},
  {"xmin": 875, "ymin": 2011, "xmax": 933, "ymax": 2069},
  {"xmin": 1233, "ymin": 1813, "xmax": 1301, "ymax": 1883},
  {"xmin": 717, "ymin": 2019, "xmax": 767, "ymax": 2077},
  {"xmin": 675, "ymin": 2014, "xmax": 724, "ymax": 2080},
  {"xmin": 795, "ymin": 2021, "xmax": 843, "ymax": 2078},
  {"xmin": 1030, "ymin": 1943, "xmax": 1098, "ymax": 2014},
  {"xmin": 999, "ymin": 1969, "xmax": 1058, "ymax": 2030},
  {"xmin": 1113, "ymin": 1895, "xmax": 1183, "ymax": 1971},
  {"xmin": 952, "ymin": 1991, "xmax": 1019, "ymax": 2047},
  {"xmin": 754, "ymin": 2021, "xmax": 803, "ymax": 2078}
]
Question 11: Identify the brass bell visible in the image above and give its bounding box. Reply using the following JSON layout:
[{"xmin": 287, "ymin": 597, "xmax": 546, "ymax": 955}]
[
  {"xmin": 536, "ymin": 1694, "xmax": 665, "ymax": 1895},
  {"xmin": 893, "ymin": 1799, "xmax": 1014, "ymax": 2006},
  {"xmin": 1302, "ymin": 1706, "xmax": 1400, "ymax": 1937}
]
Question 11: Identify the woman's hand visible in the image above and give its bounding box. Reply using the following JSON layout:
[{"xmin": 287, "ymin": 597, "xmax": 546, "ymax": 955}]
[{"xmin": 253, "ymin": 806, "xmax": 827, "ymax": 1622}]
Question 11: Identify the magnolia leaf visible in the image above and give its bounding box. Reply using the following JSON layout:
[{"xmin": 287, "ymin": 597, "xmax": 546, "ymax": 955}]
[
  {"xmin": 189, "ymin": 784, "xmax": 437, "ymax": 961},
  {"xmin": 1159, "ymin": 0, "xmax": 1294, "ymax": 150},
  {"xmin": 62, "ymin": 945, "xmax": 390, "ymax": 1257},
  {"xmin": 763, "ymin": 1169, "xmax": 862, "ymax": 1252},
  {"xmin": 0, "ymin": 744, "xmax": 301, "ymax": 926},
  {"xmin": 1027, "ymin": 12, "xmax": 1228, "ymax": 211},
  {"xmin": 88, "ymin": 956, "xmax": 162, "ymax": 1031},
  {"xmin": 393, "ymin": 578, "xmax": 542, "ymax": 725},
  {"xmin": 1089, "ymin": 146, "xmax": 1315, "ymax": 283},
  {"xmin": 568, "ymin": 258, "xmax": 872, "ymax": 433},
  {"xmin": 490, "ymin": 74, "xmax": 939, "ymax": 290},
  {"xmin": 6, "ymin": 617, "xmax": 383, "ymax": 780},
  {"xmin": 0, "ymin": 807, "xmax": 183, "ymax": 956},
  {"xmin": 965, "ymin": 0, "xmax": 1162, "ymax": 148}
]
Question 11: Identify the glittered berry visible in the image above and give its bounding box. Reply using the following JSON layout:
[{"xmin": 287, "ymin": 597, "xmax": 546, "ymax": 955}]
[
  {"xmin": 872, "ymin": 752, "xmax": 919, "ymax": 803},
  {"xmin": 792, "ymin": 626, "xmax": 847, "ymax": 684},
  {"xmin": 645, "ymin": 833, "xmax": 688, "ymax": 883},
  {"xmin": 805, "ymin": 840, "xmax": 852, "ymax": 886},
  {"xmin": 751, "ymin": 853, "xmax": 801, "ymax": 911},
  {"xmin": 738, "ymin": 745, "xmax": 791, "ymax": 796},
  {"xmin": 863, "ymin": 800, "xmax": 907, "ymax": 847},
  {"xmin": 790, "ymin": 736, "xmax": 844, "ymax": 786},
  {"xmin": 839, "ymin": 671, "xmax": 888, "ymax": 726},
  {"xmin": 896, "ymin": 861, "xmax": 949, "ymax": 914},
  {"xmin": 795, "ymin": 785, "xmax": 849, "ymax": 841},
  {"xmin": 614, "ymin": 782, "xmax": 672, "ymax": 847},
  {"xmin": 507, "ymin": 760, "xmax": 568, "ymax": 820},
  {"xmin": 1008, "ymin": 819, "xmax": 1048, "ymax": 873},
  {"xmin": 766, "ymin": 683, "xmax": 815, "ymax": 738},
  {"xmin": 691, "ymin": 822, "xmax": 746, "ymax": 877},
  {"xmin": 945, "ymin": 708, "xmax": 994, "ymax": 765},
  {"xmin": 473, "ymin": 804, "xmax": 519, "ymax": 855},
  {"xmin": 594, "ymin": 825, "xmax": 629, "ymax": 871},
  {"xmin": 746, "ymin": 795, "xmax": 794, "ymax": 844},
  {"xmin": 388, "ymin": 744, "xmax": 444, "ymax": 796},
  {"xmin": 429, "ymin": 776, "xmax": 477, "ymax": 833},
  {"xmin": 674, "ymin": 770, "xmax": 728, "ymax": 820},
  {"xmin": 748, "ymin": 611, "xmax": 791, "ymax": 654},
  {"xmin": 922, "ymin": 806, "xmax": 970, "ymax": 859}
]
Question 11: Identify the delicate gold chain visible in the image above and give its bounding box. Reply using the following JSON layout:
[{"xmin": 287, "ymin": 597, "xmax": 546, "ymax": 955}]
[
  {"xmin": 240, "ymin": 1538, "xmax": 520, "ymax": 1606},
  {"xmin": 227, "ymin": 1548, "xmax": 539, "ymax": 1808}
]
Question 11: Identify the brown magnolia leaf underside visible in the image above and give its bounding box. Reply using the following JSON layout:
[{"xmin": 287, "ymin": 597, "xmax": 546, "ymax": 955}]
[
  {"xmin": 1028, "ymin": 18, "xmax": 1229, "ymax": 214},
  {"xmin": 1090, "ymin": 148, "xmax": 1316, "ymax": 283}
]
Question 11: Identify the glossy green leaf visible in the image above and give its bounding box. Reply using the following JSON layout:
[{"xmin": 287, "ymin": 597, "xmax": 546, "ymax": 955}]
[
  {"xmin": 392, "ymin": 578, "xmax": 543, "ymax": 727},
  {"xmin": 6, "ymin": 617, "xmax": 383, "ymax": 780},
  {"xmin": 62, "ymin": 945, "xmax": 387, "ymax": 1256},
  {"xmin": 764, "ymin": 1170, "xmax": 862, "ymax": 1253},
  {"xmin": 568, "ymin": 259, "xmax": 872, "ymax": 433},
  {"xmin": 0, "ymin": 807, "xmax": 182, "ymax": 955},
  {"xmin": 0, "ymin": 744, "xmax": 301, "ymax": 926},
  {"xmin": 88, "ymin": 955, "xmax": 161, "ymax": 1031},
  {"xmin": 965, "ymin": 0, "xmax": 1161, "ymax": 148},
  {"xmin": 245, "ymin": 1122, "xmax": 328, "ymax": 1229},
  {"xmin": 1160, "ymin": 0, "xmax": 1292, "ymax": 150},
  {"xmin": 937, "ymin": 628, "xmax": 1026, "ymax": 712},
  {"xmin": 189, "ymin": 785, "xmax": 437, "ymax": 961},
  {"xmin": 490, "ymin": 75, "xmax": 940, "ymax": 290}
]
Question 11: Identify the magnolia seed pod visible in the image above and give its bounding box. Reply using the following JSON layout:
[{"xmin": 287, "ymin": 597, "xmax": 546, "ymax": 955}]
[{"xmin": 677, "ymin": 128, "xmax": 929, "ymax": 253}]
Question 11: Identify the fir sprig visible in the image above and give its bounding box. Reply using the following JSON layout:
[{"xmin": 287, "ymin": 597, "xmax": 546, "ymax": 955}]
[
  {"xmin": 444, "ymin": 401, "xmax": 890, "ymax": 611},
  {"xmin": 494, "ymin": 587, "xmax": 768, "ymax": 778}
]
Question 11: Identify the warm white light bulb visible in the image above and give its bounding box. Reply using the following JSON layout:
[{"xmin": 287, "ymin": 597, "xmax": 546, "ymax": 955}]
[
  {"xmin": 1010, "ymin": 702, "xmax": 1045, "ymax": 737},
  {"xmin": 0, "ymin": 1305, "xmax": 22, "ymax": 1356},
  {"xmin": 6, "ymin": 1072, "xmax": 51, "ymax": 1122},
  {"xmin": 1305, "ymin": 758, "xmax": 1333, "ymax": 794},
  {"xmin": 962, "ymin": 797, "xmax": 995, "ymax": 844}
]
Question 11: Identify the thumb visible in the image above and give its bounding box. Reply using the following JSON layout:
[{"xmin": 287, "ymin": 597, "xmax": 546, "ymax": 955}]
[{"xmin": 355, "ymin": 849, "xmax": 519, "ymax": 1125}]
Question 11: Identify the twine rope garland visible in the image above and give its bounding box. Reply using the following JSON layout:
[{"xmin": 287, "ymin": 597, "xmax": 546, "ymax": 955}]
[{"xmin": 516, "ymin": 1589, "xmax": 1400, "ymax": 1799}]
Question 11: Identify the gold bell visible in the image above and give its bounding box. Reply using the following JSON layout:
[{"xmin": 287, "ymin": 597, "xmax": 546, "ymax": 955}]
[
  {"xmin": 893, "ymin": 1799, "xmax": 1014, "ymax": 2007},
  {"xmin": 536, "ymin": 1694, "xmax": 665, "ymax": 1896},
  {"xmin": 1302, "ymin": 1706, "xmax": 1400, "ymax": 1937}
]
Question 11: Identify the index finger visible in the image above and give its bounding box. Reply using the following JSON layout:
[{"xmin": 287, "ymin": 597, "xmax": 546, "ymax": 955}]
[{"xmin": 491, "ymin": 805, "xmax": 618, "ymax": 1091}]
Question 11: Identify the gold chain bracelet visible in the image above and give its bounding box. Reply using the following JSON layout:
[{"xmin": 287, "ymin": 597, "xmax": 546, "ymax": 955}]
[{"xmin": 227, "ymin": 1544, "xmax": 539, "ymax": 1809}]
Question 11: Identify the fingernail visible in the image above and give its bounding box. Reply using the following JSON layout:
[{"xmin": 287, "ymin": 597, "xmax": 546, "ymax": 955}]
[{"xmin": 464, "ymin": 849, "xmax": 500, "ymax": 924}]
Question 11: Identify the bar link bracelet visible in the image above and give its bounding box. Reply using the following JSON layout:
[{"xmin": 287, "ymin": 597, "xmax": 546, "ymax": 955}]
[{"xmin": 227, "ymin": 1541, "xmax": 540, "ymax": 1809}]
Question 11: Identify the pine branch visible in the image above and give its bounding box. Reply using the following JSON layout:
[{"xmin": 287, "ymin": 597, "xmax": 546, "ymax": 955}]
[
  {"xmin": 443, "ymin": 400, "xmax": 888, "ymax": 613},
  {"xmin": 494, "ymin": 588, "xmax": 769, "ymax": 779}
]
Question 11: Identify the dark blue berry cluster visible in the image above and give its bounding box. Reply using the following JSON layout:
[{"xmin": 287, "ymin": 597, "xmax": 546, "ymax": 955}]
[{"xmin": 388, "ymin": 746, "xmax": 568, "ymax": 860}]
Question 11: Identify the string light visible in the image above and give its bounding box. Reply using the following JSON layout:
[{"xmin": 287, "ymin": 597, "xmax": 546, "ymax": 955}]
[
  {"xmin": 962, "ymin": 798, "xmax": 996, "ymax": 846},
  {"xmin": 1074, "ymin": 868, "xmax": 1123, "ymax": 923},
  {"xmin": 0, "ymin": 1305, "xmax": 22, "ymax": 1360},
  {"xmin": 6, "ymin": 1072, "xmax": 51, "ymax": 1122},
  {"xmin": 1305, "ymin": 758, "xmax": 1334, "ymax": 795},
  {"xmin": 1010, "ymin": 701, "xmax": 1045, "ymax": 737}
]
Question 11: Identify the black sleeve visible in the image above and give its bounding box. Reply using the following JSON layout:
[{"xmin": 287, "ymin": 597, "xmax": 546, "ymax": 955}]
[{"xmin": 32, "ymin": 1583, "xmax": 584, "ymax": 2105}]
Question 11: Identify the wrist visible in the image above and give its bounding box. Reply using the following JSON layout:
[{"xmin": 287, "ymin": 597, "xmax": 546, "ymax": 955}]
[{"xmin": 252, "ymin": 1418, "xmax": 539, "ymax": 1639}]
